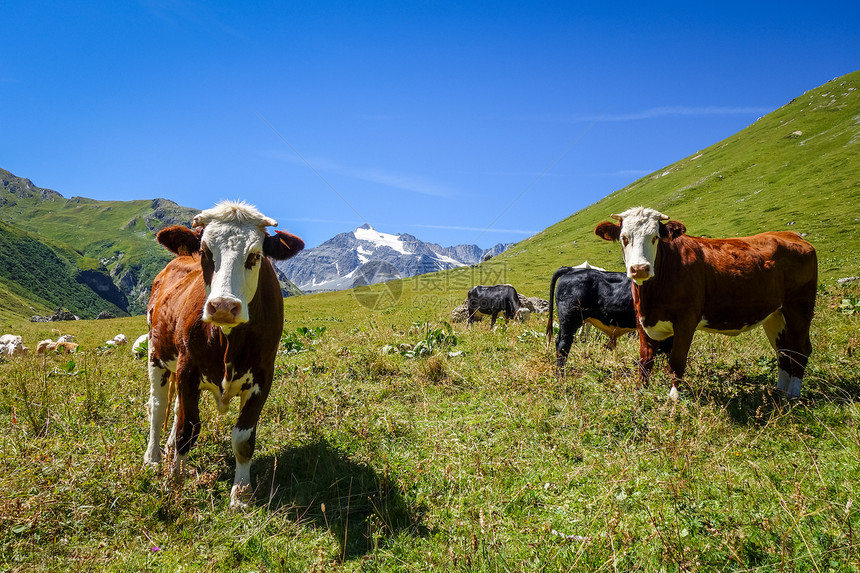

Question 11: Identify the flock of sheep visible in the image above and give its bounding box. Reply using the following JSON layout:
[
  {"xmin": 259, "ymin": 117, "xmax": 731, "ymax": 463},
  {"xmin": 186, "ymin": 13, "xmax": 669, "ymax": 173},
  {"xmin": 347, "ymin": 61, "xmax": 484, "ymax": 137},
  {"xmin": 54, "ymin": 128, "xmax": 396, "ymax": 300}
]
[{"xmin": 0, "ymin": 331, "xmax": 148, "ymax": 358}]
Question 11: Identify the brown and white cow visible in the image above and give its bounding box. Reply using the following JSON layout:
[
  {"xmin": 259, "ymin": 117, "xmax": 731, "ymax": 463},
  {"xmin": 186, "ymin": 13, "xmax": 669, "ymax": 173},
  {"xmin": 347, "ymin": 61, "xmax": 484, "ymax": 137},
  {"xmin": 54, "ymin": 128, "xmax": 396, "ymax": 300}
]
[
  {"xmin": 144, "ymin": 201, "xmax": 304, "ymax": 509},
  {"xmin": 595, "ymin": 206, "xmax": 817, "ymax": 401}
]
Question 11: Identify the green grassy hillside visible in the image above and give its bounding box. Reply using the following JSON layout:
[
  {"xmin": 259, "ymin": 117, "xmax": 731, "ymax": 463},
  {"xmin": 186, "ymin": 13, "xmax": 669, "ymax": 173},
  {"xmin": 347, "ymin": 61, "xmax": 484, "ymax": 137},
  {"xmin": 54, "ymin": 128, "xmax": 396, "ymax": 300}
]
[
  {"xmin": 270, "ymin": 72, "xmax": 860, "ymax": 336},
  {"xmin": 279, "ymin": 72, "xmax": 859, "ymax": 316},
  {"xmin": 0, "ymin": 220, "xmax": 127, "ymax": 325},
  {"xmin": 0, "ymin": 170, "xmax": 198, "ymax": 317}
]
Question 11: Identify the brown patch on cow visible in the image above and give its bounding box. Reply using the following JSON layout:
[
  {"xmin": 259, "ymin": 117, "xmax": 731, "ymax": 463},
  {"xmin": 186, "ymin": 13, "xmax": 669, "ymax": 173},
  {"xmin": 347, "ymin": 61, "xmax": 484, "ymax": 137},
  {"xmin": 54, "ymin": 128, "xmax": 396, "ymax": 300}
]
[{"xmin": 641, "ymin": 228, "xmax": 816, "ymax": 396}]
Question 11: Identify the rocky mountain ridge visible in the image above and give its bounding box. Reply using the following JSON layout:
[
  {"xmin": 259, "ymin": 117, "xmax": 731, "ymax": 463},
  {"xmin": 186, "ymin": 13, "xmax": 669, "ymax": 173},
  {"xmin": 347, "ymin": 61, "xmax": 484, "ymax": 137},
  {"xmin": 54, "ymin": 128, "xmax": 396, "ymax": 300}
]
[{"xmin": 275, "ymin": 224, "xmax": 511, "ymax": 292}]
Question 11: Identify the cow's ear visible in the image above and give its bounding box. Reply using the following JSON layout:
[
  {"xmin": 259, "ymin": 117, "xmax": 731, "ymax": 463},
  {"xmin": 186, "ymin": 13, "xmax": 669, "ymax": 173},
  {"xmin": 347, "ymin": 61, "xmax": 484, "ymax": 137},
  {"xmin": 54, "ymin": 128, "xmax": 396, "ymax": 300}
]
[
  {"xmin": 660, "ymin": 220, "xmax": 686, "ymax": 241},
  {"xmin": 156, "ymin": 225, "xmax": 202, "ymax": 255},
  {"xmin": 263, "ymin": 230, "xmax": 305, "ymax": 260},
  {"xmin": 594, "ymin": 222, "xmax": 621, "ymax": 242}
]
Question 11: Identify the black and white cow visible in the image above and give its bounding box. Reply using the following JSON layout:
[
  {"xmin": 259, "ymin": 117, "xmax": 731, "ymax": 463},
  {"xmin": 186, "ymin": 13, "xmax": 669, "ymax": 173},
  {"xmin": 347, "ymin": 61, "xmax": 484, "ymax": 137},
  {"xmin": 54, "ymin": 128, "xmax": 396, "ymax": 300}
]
[
  {"xmin": 467, "ymin": 284, "xmax": 520, "ymax": 327},
  {"xmin": 546, "ymin": 266, "xmax": 672, "ymax": 372}
]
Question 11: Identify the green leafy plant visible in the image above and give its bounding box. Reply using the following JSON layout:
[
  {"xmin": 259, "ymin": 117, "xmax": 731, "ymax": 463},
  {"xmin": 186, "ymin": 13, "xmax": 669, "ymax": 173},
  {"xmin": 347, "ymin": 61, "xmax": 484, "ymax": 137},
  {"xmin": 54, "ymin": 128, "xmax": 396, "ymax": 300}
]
[
  {"xmin": 280, "ymin": 325, "xmax": 328, "ymax": 355},
  {"xmin": 837, "ymin": 295, "xmax": 860, "ymax": 315},
  {"xmin": 401, "ymin": 322, "xmax": 458, "ymax": 358}
]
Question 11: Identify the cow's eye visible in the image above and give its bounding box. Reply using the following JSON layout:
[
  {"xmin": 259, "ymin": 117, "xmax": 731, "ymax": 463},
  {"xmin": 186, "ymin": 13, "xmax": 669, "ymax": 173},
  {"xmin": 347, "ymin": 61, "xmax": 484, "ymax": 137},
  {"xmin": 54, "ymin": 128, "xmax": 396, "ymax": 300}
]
[
  {"xmin": 245, "ymin": 253, "xmax": 261, "ymax": 269},
  {"xmin": 621, "ymin": 237, "xmax": 629, "ymax": 247}
]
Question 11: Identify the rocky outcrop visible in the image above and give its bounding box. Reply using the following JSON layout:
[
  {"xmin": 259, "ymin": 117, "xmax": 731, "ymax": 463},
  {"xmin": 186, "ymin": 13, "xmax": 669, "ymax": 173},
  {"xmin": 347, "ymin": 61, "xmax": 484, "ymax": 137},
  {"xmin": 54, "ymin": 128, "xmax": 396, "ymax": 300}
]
[
  {"xmin": 144, "ymin": 198, "xmax": 199, "ymax": 231},
  {"xmin": 519, "ymin": 295, "xmax": 549, "ymax": 314},
  {"xmin": 31, "ymin": 308, "xmax": 80, "ymax": 322}
]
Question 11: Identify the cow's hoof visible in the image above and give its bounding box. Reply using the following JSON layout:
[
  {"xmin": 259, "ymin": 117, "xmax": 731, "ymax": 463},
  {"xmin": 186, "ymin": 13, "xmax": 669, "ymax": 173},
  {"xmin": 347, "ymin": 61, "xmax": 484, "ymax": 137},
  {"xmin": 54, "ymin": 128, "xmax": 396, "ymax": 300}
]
[
  {"xmin": 779, "ymin": 378, "xmax": 802, "ymax": 400},
  {"xmin": 230, "ymin": 484, "xmax": 253, "ymax": 511},
  {"xmin": 668, "ymin": 386, "xmax": 679, "ymax": 402}
]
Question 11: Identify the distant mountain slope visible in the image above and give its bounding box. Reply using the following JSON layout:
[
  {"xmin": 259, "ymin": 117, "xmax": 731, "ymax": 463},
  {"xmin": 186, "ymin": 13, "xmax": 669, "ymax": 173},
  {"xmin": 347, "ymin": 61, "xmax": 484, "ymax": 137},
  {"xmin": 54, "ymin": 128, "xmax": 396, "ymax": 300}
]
[
  {"xmin": 276, "ymin": 224, "xmax": 510, "ymax": 292},
  {"xmin": 484, "ymin": 70, "xmax": 860, "ymax": 297},
  {"xmin": 1, "ymin": 168, "xmax": 199, "ymax": 316},
  {"xmin": 0, "ymin": 219, "xmax": 127, "ymax": 320}
]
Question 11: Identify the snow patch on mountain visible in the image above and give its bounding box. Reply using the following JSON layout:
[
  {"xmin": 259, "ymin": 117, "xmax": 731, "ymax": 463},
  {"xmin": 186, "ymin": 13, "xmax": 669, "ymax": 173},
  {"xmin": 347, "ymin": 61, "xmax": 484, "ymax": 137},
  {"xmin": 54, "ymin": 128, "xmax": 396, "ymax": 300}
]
[{"xmin": 353, "ymin": 226, "xmax": 411, "ymax": 255}]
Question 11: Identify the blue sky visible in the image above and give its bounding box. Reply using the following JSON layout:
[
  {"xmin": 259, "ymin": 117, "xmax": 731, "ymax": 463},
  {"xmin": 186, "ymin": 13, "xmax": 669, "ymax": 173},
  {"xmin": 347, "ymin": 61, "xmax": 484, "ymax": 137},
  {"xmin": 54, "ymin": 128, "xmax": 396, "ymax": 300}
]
[{"xmin": 2, "ymin": 1, "xmax": 857, "ymax": 249}]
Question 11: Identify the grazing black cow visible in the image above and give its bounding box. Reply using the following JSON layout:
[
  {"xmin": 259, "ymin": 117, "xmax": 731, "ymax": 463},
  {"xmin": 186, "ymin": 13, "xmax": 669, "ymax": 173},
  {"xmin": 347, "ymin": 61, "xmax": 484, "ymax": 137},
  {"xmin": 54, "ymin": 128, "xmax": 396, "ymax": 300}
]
[
  {"xmin": 467, "ymin": 284, "xmax": 520, "ymax": 327},
  {"xmin": 546, "ymin": 267, "xmax": 672, "ymax": 372}
]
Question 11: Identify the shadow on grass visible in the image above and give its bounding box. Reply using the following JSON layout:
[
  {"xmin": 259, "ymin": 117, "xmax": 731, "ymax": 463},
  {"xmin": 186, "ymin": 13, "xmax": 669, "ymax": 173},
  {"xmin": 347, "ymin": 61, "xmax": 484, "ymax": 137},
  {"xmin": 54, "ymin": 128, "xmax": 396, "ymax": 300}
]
[
  {"xmin": 250, "ymin": 439, "xmax": 427, "ymax": 559},
  {"xmin": 691, "ymin": 370, "xmax": 860, "ymax": 426}
]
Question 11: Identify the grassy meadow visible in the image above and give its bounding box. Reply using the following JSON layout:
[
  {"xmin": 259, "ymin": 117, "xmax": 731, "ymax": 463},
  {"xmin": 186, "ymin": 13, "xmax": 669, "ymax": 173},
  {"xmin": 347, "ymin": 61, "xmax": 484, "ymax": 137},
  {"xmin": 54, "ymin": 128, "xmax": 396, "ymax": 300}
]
[
  {"xmin": 1, "ymin": 275, "xmax": 859, "ymax": 572},
  {"xmin": 1, "ymin": 71, "xmax": 858, "ymax": 571}
]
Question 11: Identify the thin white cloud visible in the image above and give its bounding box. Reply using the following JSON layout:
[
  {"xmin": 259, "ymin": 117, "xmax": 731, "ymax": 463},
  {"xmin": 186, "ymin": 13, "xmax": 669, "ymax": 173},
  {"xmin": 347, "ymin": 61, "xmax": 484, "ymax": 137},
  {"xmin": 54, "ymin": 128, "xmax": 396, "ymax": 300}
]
[
  {"xmin": 403, "ymin": 223, "xmax": 537, "ymax": 235},
  {"xmin": 141, "ymin": 0, "xmax": 247, "ymax": 40},
  {"xmin": 565, "ymin": 106, "xmax": 771, "ymax": 123},
  {"xmin": 358, "ymin": 113, "xmax": 403, "ymax": 121},
  {"xmin": 354, "ymin": 168, "xmax": 453, "ymax": 197},
  {"xmin": 270, "ymin": 152, "xmax": 455, "ymax": 197},
  {"xmin": 278, "ymin": 217, "xmax": 363, "ymax": 225},
  {"xmin": 523, "ymin": 106, "xmax": 771, "ymax": 124}
]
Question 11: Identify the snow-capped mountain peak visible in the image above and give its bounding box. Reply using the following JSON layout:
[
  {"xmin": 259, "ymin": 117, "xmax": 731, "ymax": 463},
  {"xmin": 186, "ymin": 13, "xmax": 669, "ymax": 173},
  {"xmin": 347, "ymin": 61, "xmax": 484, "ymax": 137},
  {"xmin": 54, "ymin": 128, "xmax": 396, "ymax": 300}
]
[
  {"xmin": 274, "ymin": 225, "xmax": 511, "ymax": 293},
  {"xmin": 353, "ymin": 224, "xmax": 411, "ymax": 255}
]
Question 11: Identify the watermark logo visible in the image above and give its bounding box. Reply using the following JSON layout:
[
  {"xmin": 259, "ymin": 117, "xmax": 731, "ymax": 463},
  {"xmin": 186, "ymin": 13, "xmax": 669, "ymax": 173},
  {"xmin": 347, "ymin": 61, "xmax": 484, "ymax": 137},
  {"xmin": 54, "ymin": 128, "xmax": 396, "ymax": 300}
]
[
  {"xmin": 351, "ymin": 259, "xmax": 511, "ymax": 312},
  {"xmin": 412, "ymin": 263, "xmax": 508, "ymax": 294},
  {"xmin": 352, "ymin": 261, "xmax": 403, "ymax": 310}
]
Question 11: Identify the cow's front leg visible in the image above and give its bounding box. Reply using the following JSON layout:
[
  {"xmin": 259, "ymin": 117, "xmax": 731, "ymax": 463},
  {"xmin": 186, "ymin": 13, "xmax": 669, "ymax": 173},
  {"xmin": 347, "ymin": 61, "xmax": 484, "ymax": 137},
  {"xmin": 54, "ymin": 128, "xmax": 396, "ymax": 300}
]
[
  {"xmin": 230, "ymin": 380, "xmax": 271, "ymax": 510},
  {"xmin": 173, "ymin": 366, "xmax": 201, "ymax": 479},
  {"xmin": 636, "ymin": 324, "xmax": 660, "ymax": 387},
  {"xmin": 665, "ymin": 326, "xmax": 695, "ymax": 401},
  {"xmin": 144, "ymin": 356, "xmax": 172, "ymax": 465}
]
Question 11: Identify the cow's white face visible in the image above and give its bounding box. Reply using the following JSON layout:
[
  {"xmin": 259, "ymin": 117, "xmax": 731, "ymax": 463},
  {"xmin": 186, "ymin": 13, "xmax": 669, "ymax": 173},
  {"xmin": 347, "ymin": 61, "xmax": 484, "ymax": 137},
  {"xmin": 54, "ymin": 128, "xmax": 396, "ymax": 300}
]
[
  {"xmin": 594, "ymin": 207, "xmax": 673, "ymax": 285},
  {"xmin": 615, "ymin": 207, "xmax": 668, "ymax": 284},
  {"xmin": 193, "ymin": 202, "xmax": 277, "ymax": 329}
]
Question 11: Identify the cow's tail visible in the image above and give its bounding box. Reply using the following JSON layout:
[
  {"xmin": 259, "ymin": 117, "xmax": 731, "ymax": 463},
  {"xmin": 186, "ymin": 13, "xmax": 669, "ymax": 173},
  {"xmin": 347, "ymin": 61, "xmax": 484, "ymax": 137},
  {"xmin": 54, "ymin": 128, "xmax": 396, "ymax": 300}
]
[{"xmin": 546, "ymin": 267, "xmax": 570, "ymax": 343}]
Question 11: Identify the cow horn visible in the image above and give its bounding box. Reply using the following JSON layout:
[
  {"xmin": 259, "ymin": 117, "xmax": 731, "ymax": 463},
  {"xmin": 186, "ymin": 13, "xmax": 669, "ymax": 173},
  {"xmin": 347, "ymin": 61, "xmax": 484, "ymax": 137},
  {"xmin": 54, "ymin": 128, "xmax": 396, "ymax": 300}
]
[
  {"xmin": 610, "ymin": 213, "xmax": 622, "ymax": 221},
  {"xmin": 659, "ymin": 213, "xmax": 670, "ymax": 220}
]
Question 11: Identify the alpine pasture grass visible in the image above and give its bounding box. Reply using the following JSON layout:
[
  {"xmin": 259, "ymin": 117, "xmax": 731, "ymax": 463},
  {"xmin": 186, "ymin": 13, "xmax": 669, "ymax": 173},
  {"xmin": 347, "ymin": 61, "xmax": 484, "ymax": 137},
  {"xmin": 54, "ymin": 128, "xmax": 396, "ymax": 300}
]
[{"xmin": 1, "ymin": 281, "xmax": 859, "ymax": 571}]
